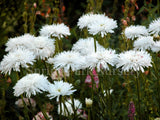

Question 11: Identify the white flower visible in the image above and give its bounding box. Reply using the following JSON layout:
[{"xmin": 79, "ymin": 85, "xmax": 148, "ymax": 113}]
[
  {"xmin": 151, "ymin": 41, "xmax": 160, "ymax": 52},
  {"xmin": 86, "ymin": 49, "xmax": 118, "ymax": 72},
  {"xmin": 48, "ymin": 81, "xmax": 76, "ymax": 101},
  {"xmin": 88, "ymin": 16, "xmax": 117, "ymax": 37},
  {"xmin": 5, "ymin": 34, "xmax": 35, "ymax": 52},
  {"xmin": 77, "ymin": 13, "xmax": 106, "ymax": 29},
  {"xmin": 47, "ymin": 81, "xmax": 76, "ymax": 101},
  {"xmin": 124, "ymin": 25, "xmax": 148, "ymax": 40},
  {"xmin": 85, "ymin": 98, "xmax": 93, "ymax": 107},
  {"xmin": 39, "ymin": 23, "xmax": 70, "ymax": 39},
  {"xmin": 13, "ymin": 73, "xmax": 50, "ymax": 98},
  {"xmin": 72, "ymin": 37, "xmax": 105, "ymax": 56},
  {"xmin": 58, "ymin": 99, "xmax": 82, "ymax": 116},
  {"xmin": 0, "ymin": 48, "xmax": 36, "ymax": 75},
  {"xmin": 133, "ymin": 36, "xmax": 154, "ymax": 50},
  {"xmin": 77, "ymin": 13, "xmax": 117, "ymax": 37},
  {"xmin": 148, "ymin": 18, "xmax": 160, "ymax": 36},
  {"xmin": 116, "ymin": 50, "xmax": 152, "ymax": 72},
  {"xmin": 154, "ymin": 118, "xmax": 160, "ymax": 120},
  {"xmin": 30, "ymin": 36, "xmax": 55, "ymax": 59},
  {"xmin": 48, "ymin": 51, "xmax": 86, "ymax": 72}
]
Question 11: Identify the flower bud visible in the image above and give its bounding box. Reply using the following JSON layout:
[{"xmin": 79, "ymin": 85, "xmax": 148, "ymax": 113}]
[{"xmin": 85, "ymin": 98, "xmax": 93, "ymax": 107}]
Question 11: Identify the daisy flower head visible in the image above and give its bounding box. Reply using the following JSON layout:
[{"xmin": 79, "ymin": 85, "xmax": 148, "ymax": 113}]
[
  {"xmin": 30, "ymin": 36, "xmax": 55, "ymax": 60},
  {"xmin": 58, "ymin": 99, "xmax": 82, "ymax": 116},
  {"xmin": 148, "ymin": 17, "xmax": 160, "ymax": 36},
  {"xmin": 0, "ymin": 48, "xmax": 36, "ymax": 75},
  {"xmin": 47, "ymin": 81, "xmax": 76, "ymax": 101},
  {"xmin": 88, "ymin": 16, "xmax": 117, "ymax": 37},
  {"xmin": 77, "ymin": 13, "xmax": 106, "ymax": 29},
  {"xmin": 48, "ymin": 51, "xmax": 86, "ymax": 73},
  {"xmin": 72, "ymin": 37, "xmax": 105, "ymax": 56},
  {"xmin": 13, "ymin": 73, "xmax": 50, "ymax": 98},
  {"xmin": 5, "ymin": 34, "xmax": 35, "ymax": 52},
  {"xmin": 133, "ymin": 36, "xmax": 154, "ymax": 50},
  {"xmin": 86, "ymin": 49, "xmax": 118, "ymax": 72},
  {"xmin": 116, "ymin": 50, "xmax": 152, "ymax": 72},
  {"xmin": 124, "ymin": 25, "xmax": 148, "ymax": 40},
  {"xmin": 39, "ymin": 23, "xmax": 70, "ymax": 39},
  {"xmin": 151, "ymin": 41, "xmax": 160, "ymax": 52}
]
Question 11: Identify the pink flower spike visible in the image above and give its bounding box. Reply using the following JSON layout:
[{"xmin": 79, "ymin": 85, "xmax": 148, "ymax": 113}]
[{"xmin": 85, "ymin": 75, "xmax": 92, "ymax": 84}]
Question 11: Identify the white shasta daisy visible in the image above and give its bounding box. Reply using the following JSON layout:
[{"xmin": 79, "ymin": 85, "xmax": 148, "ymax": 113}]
[
  {"xmin": 77, "ymin": 13, "xmax": 106, "ymax": 29},
  {"xmin": 133, "ymin": 36, "xmax": 154, "ymax": 50},
  {"xmin": 39, "ymin": 23, "xmax": 70, "ymax": 39},
  {"xmin": 116, "ymin": 50, "xmax": 152, "ymax": 72},
  {"xmin": 48, "ymin": 51, "xmax": 86, "ymax": 72},
  {"xmin": 47, "ymin": 81, "xmax": 76, "ymax": 101},
  {"xmin": 86, "ymin": 49, "xmax": 118, "ymax": 72},
  {"xmin": 124, "ymin": 25, "xmax": 148, "ymax": 40},
  {"xmin": 58, "ymin": 99, "xmax": 82, "ymax": 116},
  {"xmin": 88, "ymin": 16, "xmax": 117, "ymax": 37},
  {"xmin": 72, "ymin": 37, "xmax": 105, "ymax": 56},
  {"xmin": 5, "ymin": 34, "xmax": 35, "ymax": 52},
  {"xmin": 0, "ymin": 48, "xmax": 36, "ymax": 75},
  {"xmin": 13, "ymin": 73, "xmax": 50, "ymax": 98},
  {"xmin": 148, "ymin": 18, "xmax": 160, "ymax": 36}
]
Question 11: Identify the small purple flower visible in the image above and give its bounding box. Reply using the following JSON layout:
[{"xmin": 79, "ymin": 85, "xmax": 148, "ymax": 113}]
[{"xmin": 128, "ymin": 101, "xmax": 136, "ymax": 120}]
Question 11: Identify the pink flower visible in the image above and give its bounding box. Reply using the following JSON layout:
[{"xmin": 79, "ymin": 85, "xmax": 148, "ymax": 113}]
[
  {"xmin": 85, "ymin": 75, "xmax": 92, "ymax": 84},
  {"xmin": 77, "ymin": 109, "xmax": 88, "ymax": 120},
  {"xmin": 85, "ymin": 68, "xmax": 99, "ymax": 88},
  {"xmin": 32, "ymin": 112, "xmax": 53, "ymax": 120},
  {"xmin": 15, "ymin": 98, "xmax": 36, "ymax": 108},
  {"xmin": 33, "ymin": 3, "xmax": 37, "ymax": 8},
  {"xmin": 128, "ymin": 101, "xmax": 136, "ymax": 120},
  {"xmin": 51, "ymin": 69, "xmax": 69, "ymax": 80},
  {"xmin": 36, "ymin": 11, "xmax": 41, "ymax": 15}
]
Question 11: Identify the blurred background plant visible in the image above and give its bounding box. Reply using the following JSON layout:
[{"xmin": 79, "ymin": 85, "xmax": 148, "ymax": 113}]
[{"xmin": 0, "ymin": 0, "xmax": 160, "ymax": 120}]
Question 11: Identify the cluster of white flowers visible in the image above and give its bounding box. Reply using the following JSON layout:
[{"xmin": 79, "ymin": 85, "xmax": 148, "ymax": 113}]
[
  {"xmin": 123, "ymin": 18, "xmax": 160, "ymax": 53},
  {"xmin": 77, "ymin": 13, "xmax": 117, "ymax": 37},
  {"xmin": 47, "ymin": 80, "xmax": 76, "ymax": 101},
  {"xmin": 1, "ymin": 12, "xmax": 158, "ymax": 119}
]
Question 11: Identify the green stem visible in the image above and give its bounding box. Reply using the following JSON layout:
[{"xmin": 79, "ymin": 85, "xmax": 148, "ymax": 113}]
[
  {"xmin": 21, "ymin": 95, "xmax": 30, "ymax": 120},
  {"xmin": 55, "ymin": 39, "xmax": 60, "ymax": 53},
  {"xmin": 59, "ymin": 96, "xmax": 62, "ymax": 120},
  {"xmin": 88, "ymin": 108, "xmax": 91, "ymax": 120},
  {"xmin": 135, "ymin": 73, "xmax": 141, "ymax": 120},
  {"xmin": 94, "ymin": 38, "xmax": 97, "ymax": 52},
  {"xmin": 28, "ymin": 98, "xmax": 37, "ymax": 120}
]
